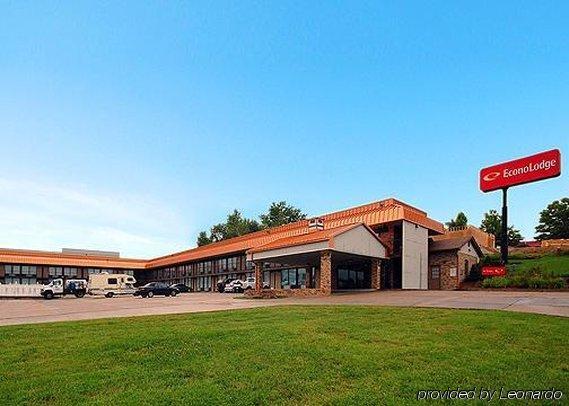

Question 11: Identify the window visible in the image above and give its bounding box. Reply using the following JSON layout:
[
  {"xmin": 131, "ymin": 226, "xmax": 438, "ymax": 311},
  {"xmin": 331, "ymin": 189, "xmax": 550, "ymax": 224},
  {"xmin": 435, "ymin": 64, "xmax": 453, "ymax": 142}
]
[
  {"xmin": 336, "ymin": 269, "xmax": 368, "ymax": 289},
  {"xmin": 64, "ymin": 267, "xmax": 77, "ymax": 277},
  {"xmin": 7, "ymin": 265, "xmax": 20, "ymax": 275},
  {"xmin": 108, "ymin": 278, "xmax": 118, "ymax": 285},
  {"xmin": 49, "ymin": 267, "xmax": 63, "ymax": 276},
  {"xmin": 431, "ymin": 267, "xmax": 441, "ymax": 279},
  {"xmin": 218, "ymin": 258, "xmax": 227, "ymax": 272},
  {"xmin": 280, "ymin": 268, "xmax": 306, "ymax": 289},
  {"xmin": 298, "ymin": 268, "xmax": 307, "ymax": 288},
  {"xmin": 21, "ymin": 266, "xmax": 36, "ymax": 276},
  {"xmin": 228, "ymin": 257, "xmax": 238, "ymax": 270}
]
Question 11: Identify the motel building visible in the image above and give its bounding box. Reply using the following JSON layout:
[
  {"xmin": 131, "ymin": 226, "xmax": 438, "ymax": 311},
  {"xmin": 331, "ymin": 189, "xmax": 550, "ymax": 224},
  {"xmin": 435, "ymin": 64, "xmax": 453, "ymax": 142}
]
[{"xmin": 0, "ymin": 198, "xmax": 495, "ymax": 295}]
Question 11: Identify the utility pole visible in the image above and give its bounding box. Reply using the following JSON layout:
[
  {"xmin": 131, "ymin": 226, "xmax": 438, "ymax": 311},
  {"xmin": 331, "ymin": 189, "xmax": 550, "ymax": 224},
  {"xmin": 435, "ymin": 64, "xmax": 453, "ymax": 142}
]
[{"xmin": 501, "ymin": 187, "xmax": 508, "ymax": 264}]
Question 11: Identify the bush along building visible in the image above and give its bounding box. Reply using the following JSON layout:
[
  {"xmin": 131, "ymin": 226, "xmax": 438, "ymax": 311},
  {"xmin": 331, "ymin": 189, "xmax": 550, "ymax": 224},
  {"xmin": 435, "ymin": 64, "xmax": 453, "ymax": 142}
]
[{"xmin": 0, "ymin": 198, "xmax": 496, "ymax": 294}]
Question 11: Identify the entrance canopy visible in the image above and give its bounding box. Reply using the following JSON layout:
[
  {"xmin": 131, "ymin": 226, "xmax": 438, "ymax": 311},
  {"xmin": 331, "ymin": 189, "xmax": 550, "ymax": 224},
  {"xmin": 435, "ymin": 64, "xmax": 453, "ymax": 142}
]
[{"xmin": 248, "ymin": 223, "xmax": 386, "ymax": 264}]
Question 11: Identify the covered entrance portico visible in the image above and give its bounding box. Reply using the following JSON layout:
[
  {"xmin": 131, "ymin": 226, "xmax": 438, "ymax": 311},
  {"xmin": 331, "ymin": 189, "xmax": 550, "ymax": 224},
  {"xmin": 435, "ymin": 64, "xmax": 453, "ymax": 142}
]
[{"xmin": 247, "ymin": 223, "xmax": 387, "ymax": 296}]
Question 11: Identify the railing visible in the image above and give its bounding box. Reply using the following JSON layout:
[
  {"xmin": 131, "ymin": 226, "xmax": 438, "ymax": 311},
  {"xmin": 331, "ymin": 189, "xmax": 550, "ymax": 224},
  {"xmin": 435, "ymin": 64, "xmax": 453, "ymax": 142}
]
[{"xmin": 0, "ymin": 283, "xmax": 43, "ymax": 298}]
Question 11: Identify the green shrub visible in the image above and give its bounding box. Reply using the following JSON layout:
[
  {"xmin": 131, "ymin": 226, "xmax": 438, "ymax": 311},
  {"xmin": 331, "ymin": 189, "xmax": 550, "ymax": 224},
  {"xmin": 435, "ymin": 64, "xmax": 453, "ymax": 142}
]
[
  {"xmin": 481, "ymin": 267, "xmax": 566, "ymax": 289},
  {"xmin": 481, "ymin": 255, "xmax": 499, "ymax": 266},
  {"xmin": 466, "ymin": 263, "xmax": 482, "ymax": 282},
  {"xmin": 481, "ymin": 277, "xmax": 510, "ymax": 288}
]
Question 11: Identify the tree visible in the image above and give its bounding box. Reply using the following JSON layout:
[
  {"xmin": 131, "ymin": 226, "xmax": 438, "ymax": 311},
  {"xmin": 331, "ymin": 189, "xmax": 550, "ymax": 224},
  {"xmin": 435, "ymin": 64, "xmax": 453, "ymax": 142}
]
[
  {"xmin": 197, "ymin": 231, "xmax": 212, "ymax": 247},
  {"xmin": 535, "ymin": 198, "xmax": 569, "ymax": 240},
  {"xmin": 480, "ymin": 209, "xmax": 523, "ymax": 247},
  {"xmin": 260, "ymin": 201, "xmax": 307, "ymax": 229},
  {"xmin": 196, "ymin": 210, "xmax": 261, "ymax": 246},
  {"xmin": 446, "ymin": 212, "xmax": 468, "ymax": 229},
  {"xmin": 195, "ymin": 202, "xmax": 306, "ymax": 246},
  {"xmin": 223, "ymin": 210, "xmax": 261, "ymax": 240}
]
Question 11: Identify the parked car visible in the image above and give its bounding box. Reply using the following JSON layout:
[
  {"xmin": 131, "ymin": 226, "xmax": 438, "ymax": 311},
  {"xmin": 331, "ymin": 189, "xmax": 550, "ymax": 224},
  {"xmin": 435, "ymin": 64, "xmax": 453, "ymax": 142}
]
[
  {"xmin": 170, "ymin": 283, "xmax": 193, "ymax": 293},
  {"xmin": 223, "ymin": 279, "xmax": 245, "ymax": 293},
  {"xmin": 134, "ymin": 282, "xmax": 179, "ymax": 298},
  {"xmin": 217, "ymin": 278, "xmax": 237, "ymax": 293},
  {"xmin": 88, "ymin": 273, "xmax": 137, "ymax": 298},
  {"xmin": 243, "ymin": 277, "xmax": 270, "ymax": 290}
]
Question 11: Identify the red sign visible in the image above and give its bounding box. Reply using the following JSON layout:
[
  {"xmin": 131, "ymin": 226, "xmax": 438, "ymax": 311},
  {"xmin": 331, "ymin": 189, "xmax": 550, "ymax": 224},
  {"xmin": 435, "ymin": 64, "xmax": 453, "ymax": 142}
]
[
  {"xmin": 480, "ymin": 149, "xmax": 561, "ymax": 192},
  {"xmin": 482, "ymin": 266, "xmax": 507, "ymax": 277}
]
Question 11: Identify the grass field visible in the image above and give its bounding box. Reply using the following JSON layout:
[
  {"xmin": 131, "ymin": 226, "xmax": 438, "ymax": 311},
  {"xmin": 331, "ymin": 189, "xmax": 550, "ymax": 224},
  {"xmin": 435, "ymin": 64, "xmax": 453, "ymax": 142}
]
[
  {"xmin": 509, "ymin": 254, "xmax": 569, "ymax": 278},
  {"xmin": 481, "ymin": 252, "xmax": 569, "ymax": 289},
  {"xmin": 0, "ymin": 306, "xmax": 567, "ymax": 405}
]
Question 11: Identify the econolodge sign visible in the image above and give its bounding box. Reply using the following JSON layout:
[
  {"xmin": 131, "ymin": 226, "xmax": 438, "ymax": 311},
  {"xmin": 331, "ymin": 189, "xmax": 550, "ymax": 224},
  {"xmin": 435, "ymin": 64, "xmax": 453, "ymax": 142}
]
[
  {"xmin": 480, "ymin": 149, "xmax": 561, "ymax": 192},
  {"xmin": 482, "ymin": 266, "xmax": 507, "ymax": 277}
]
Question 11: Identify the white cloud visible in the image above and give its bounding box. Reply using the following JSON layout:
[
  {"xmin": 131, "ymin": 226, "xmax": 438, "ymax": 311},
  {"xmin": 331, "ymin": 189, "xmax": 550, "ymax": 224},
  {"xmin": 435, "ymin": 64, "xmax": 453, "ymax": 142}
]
[{"xmin": 0, "ymin": 178, "xmax": 188, "ymax": 258}]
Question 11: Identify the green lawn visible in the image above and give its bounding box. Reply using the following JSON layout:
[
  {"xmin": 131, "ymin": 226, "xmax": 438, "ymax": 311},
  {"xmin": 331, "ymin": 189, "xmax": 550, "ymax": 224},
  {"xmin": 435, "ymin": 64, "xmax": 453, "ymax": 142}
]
[
  {"xmin": 0, "ymin": 306, "xmax": 567, "ymax": 405},
  {"xmin": 509, "ymin": 254, "xmax": 569, "ymax": 278}
]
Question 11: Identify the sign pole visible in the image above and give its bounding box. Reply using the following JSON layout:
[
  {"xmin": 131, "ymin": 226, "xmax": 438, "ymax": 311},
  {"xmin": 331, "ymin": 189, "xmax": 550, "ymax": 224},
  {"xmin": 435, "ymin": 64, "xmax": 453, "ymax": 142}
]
[{"xmin": 501, "ymin": 187, "xmax": 508, "ymax": 265}]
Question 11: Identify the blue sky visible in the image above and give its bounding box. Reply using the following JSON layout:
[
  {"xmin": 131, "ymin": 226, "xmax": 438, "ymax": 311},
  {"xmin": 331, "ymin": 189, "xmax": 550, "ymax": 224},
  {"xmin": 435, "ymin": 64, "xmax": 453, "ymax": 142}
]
[{"xmin": 0, "ymin": 1, "xmax": 567, "ymax": 258}]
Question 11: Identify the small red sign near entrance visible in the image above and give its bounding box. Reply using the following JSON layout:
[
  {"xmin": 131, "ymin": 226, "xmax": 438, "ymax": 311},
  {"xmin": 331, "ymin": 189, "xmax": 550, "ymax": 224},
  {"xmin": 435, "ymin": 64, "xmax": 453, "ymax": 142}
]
[
  {"xmin": 480, "ymin": 149, "xmax": 561, "ymax": 192},
  {"xmin": 482, "ymin": 266, "xmax": 507, "ymax": 277}
]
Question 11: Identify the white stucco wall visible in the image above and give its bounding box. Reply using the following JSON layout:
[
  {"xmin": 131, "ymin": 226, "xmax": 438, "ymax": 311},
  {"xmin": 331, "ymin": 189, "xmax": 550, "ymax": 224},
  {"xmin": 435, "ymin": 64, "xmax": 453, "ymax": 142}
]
[
  {"xmin": 334, "ymin": 226, "xmax": 386, "ymax": 258},
  {"xmin": 402, "ymin": 221, "xmax": 428, "ymax": 289},
  {"xmin": 458, "ymin": 241, "xmax": 480, "ymax": 259},
  {"xmin": 252, "ymin": 241, "xmax": 329, "ymax": 261}
]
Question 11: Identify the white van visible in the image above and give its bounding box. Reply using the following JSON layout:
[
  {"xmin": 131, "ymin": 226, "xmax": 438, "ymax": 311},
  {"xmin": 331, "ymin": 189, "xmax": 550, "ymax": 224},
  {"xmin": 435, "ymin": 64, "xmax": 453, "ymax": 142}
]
[{"xmin": 88, "ymin": 273, "xmax": 137, "ymax": 298}]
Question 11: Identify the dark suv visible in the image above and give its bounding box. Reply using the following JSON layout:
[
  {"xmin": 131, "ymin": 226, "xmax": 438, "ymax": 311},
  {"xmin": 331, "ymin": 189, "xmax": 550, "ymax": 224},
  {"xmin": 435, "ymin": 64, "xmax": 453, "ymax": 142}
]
[{"xmin": 134, "ymin": 282, "xmax": 179, "ymax": 298}]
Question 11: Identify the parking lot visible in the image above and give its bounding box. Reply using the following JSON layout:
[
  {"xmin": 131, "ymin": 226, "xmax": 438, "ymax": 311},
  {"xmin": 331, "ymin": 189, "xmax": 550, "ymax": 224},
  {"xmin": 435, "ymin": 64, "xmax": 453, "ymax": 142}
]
[{"xmin": 1, "ymin": 290, "xmax": 568, "ymax": 326}]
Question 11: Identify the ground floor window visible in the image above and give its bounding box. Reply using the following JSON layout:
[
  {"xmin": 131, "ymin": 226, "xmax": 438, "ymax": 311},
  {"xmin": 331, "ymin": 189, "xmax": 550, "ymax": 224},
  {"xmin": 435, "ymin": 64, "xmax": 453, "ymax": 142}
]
[
  {"xmin": 336, "ymin": 268, "xmax": 369, "ymax": 289},
  {"xmin": 280, "ymin": 268, "xmax": 307, "ymax": 289},
  {"xmin": 197, "ymin": 276, "xmax": 212, "ymax": 291}
]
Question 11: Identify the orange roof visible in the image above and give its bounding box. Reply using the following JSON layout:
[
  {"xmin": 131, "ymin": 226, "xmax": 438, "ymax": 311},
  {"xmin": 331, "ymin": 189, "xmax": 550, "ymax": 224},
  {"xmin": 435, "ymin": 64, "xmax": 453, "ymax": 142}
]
[
  {"xmin": 0, "ymin": 248, "xmax": 147, "ymax": 269},
  {"xmin": 0, "ymin": 198, "xmax": 444, "ymax": 270},
  {"xmin": 249, "ymin": 223, "xmax": 365, "ymax": 254},
  {"xmin": 147, "ymin": 198, "xmax": 444, "ymax": 268}
]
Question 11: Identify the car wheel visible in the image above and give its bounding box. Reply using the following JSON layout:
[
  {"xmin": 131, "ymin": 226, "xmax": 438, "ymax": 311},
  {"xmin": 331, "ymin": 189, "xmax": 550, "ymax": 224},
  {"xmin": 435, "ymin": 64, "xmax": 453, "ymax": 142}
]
[
  {"xmin": 44, "ymin": 291, "xmax": 54, "ymax": 300},
  {"xmin": 171, "ymin": 290, "xmax": 177, "ymax": 297},
  {"xmin": 147, "ymin": 291, "xmax": 154, "ymax": 298},
  {"xmin": 105, "ymin": 292, "xmax": 114, "ymax": 298}
]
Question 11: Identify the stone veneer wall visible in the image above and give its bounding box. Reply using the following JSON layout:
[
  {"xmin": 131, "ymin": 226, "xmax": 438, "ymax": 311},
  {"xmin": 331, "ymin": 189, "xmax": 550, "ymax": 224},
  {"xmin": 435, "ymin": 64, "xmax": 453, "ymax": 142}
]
[
  {"xmin": 371, "ymin": 258, "xmax": 380, "ymax": 289},
  {"xmin": 429, "ymin": 250, "xmax": 480, "ymax": 290},
  {"xmin": 320, "ymin": 251, "xmax": 332, "ymax": 295},
  {"xmin": 457, "ymin": 252, "xmax": 479, "ymax": 288},
  {"xmin": 429, "ymin": 251, "xmax": 459, "ymax": 290}
]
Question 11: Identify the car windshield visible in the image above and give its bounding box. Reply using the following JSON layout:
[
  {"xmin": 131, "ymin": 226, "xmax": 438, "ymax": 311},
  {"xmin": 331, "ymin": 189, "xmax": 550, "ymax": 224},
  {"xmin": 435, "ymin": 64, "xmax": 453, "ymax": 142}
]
[{"xmin": 143, "ymin": 283, "xmax": 155, "ymax": 288}]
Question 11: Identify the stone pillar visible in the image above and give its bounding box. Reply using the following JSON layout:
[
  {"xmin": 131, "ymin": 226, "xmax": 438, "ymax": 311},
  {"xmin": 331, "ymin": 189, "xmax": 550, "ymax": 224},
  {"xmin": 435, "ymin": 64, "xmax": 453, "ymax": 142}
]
[
  {"xmin": 371, "ymin": 258, "xmax": 381, "ymax": 290},
  {"xmin": 254, "ymin": 261, "xmax": 263, "ymax": 293},
  {"xmin": 320, "ymin": 251, "xmax": 332, "ymax": 295}
]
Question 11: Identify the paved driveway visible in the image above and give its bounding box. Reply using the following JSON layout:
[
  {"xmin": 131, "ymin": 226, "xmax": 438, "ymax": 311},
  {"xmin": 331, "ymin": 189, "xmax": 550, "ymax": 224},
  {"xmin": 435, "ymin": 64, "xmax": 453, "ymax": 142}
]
[{"xmin": 0, "ymin": 290, "xmax": 567, "ymax": 326}]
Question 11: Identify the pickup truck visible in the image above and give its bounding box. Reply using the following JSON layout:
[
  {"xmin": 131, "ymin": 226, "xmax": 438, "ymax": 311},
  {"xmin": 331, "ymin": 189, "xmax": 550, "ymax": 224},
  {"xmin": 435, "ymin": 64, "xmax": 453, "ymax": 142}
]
[{"xmin": 41, "ymin": 278, "xmax": 87, "ymax": 300}]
